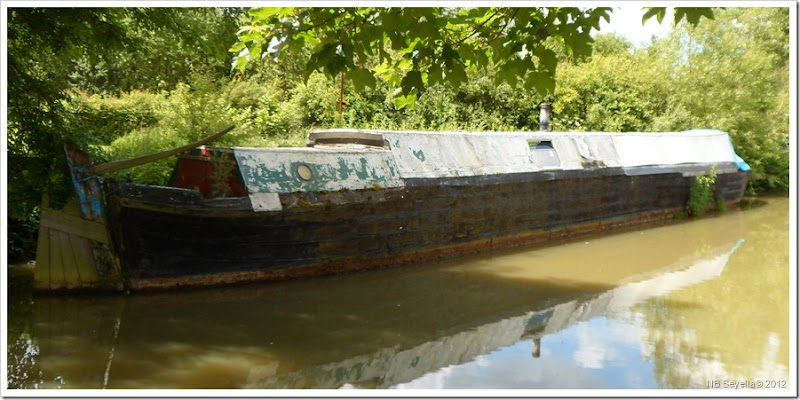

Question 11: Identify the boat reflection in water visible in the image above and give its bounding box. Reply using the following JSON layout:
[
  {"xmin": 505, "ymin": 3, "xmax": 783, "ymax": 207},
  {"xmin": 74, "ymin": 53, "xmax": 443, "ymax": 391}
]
[{"xmin": 23, "ymin": 211, "xmax": 746, "ymax": 389}]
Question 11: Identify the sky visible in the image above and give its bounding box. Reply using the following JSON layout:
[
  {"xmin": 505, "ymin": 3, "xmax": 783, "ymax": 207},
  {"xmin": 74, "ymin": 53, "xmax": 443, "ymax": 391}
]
[{"xmin": 599, "ymin": 6, "xmax": 675, "ymax": 47}]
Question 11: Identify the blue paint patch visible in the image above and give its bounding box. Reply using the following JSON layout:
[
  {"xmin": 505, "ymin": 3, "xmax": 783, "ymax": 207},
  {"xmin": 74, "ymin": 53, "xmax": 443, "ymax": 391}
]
[
  {"xmin": 64, "ymin": 145, "xmax": 104, "ymax": 221},
  {"xmin": 734, "ymin": 154, "xmax": 751, "ymax": 172}
]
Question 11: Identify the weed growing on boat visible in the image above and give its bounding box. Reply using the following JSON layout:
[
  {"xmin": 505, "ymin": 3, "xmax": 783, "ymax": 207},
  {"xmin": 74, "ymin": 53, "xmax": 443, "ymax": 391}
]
[
  {"xmin": 296, "ymin": 198, "xmax": 313, "ymax": 207},
  {"xmin": 210, "ymin": 151, "xmax": 236, "ymax": 198},
  {"xmin": 687, "ymin": 165, "xmax": 717, "ymax": 217},
  {"xmin": 715, "ymin": 196, "xmax": 728, "ymax": 213}
]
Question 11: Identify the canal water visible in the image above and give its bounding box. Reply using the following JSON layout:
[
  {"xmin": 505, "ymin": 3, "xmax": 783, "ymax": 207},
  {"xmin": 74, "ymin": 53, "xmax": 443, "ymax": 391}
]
[{"xmin": 5, "ymin": 196, "xmax": 791, "ymax": 392}]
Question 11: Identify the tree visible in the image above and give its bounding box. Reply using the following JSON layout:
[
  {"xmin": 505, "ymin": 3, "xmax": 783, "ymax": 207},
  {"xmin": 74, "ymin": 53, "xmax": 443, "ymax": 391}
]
[
  {"xmin": 7, "ymin": 8, "xmax": 140, "ymax": 218},
  {"xmin": 233, "ymin": 7, "xmax": 614, "ymax": 108},
  {"xmin": 6, "ymin": 8, "xmax": 241, "ymax": 218},
  {"xmin": 233, "ymin": 7, "xmax": 715, "ymax": 108},
  {"xmin": 552, "ymin": 36, "xmax": 669, "ymax": 132},
  {"xmin": 69, "ymin": 8, "xmax": 240, "ymax": 94},
  {"xmin": 5, "ymin": 8, "xmax": 242, "ymax": 260},
  {"xmin": 648, "ymin": 7, "xmax": 790, "ymax": 193}
]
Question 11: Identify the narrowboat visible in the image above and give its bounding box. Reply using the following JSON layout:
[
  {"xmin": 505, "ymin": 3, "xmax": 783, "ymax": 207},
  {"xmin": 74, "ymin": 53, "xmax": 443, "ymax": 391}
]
[{"xmin": 34, "ymin": 127, "xmax": 750, "ymax": 291}]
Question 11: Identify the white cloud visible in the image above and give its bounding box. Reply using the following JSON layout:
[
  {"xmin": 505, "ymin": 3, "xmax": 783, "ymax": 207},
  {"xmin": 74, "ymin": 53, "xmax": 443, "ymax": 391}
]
[{"xmin": 599, "ymin": 6, "xmax": 674, "ymax": 47}]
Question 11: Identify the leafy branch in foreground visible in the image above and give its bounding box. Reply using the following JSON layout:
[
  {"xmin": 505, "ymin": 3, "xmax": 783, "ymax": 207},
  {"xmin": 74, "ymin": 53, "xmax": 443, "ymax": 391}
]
[
  {"xmin": 233, "ymin": 7, "xmax": 716, "ymax": 109},
  {"xmin": 232, "ymin": 7, "xmax": 612, "ymax": 108},
  {"xmin": 643, "ymin": 7, "xmax": 716, "ymax": 26}
]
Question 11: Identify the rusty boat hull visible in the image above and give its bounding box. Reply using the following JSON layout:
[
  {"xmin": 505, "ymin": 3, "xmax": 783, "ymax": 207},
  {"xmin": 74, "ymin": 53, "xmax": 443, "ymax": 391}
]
[{"xmin": 35, "ymin": 129, "xmax": 751, "ymax": 291}]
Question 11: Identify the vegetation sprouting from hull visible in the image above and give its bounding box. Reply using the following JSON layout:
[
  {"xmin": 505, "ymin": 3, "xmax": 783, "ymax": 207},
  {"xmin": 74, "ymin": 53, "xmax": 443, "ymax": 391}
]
[{"xmin": 687, "ymin": 165, "xmax": 717, "ymax": 217}]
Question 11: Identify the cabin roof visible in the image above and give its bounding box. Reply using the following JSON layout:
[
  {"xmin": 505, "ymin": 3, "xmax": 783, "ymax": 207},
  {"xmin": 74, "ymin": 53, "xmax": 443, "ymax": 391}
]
[
  {"xmin": 221, "ymin": 128, "xmax": 743, "ymax": 194},
  {"xmin": 307, "ymin": 128, "xmax": 730, "ymax": 138}
]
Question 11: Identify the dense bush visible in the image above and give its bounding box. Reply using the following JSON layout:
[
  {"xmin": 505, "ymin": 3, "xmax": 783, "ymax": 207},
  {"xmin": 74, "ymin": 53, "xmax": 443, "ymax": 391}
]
[
  {"xmin": 96, "ymin": 73, "xmax": 308, "ymax": 185},
  {"xmin": 648, "ymin": 8, "xmax": 790, "ymax": 193},
  {"xmin": 553, "ymin": 34, "xmax": 669, "ymax": 132},
  {"xmin": 7, "ymin": 210, "xmax": 39, "ymax": 263},
  {"xmin": 67, "ymin": 91, "xmax": 162, "ymax": 143}
]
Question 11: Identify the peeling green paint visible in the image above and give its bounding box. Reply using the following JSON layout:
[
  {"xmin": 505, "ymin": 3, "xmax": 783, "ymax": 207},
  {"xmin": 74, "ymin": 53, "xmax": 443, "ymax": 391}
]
[
  {"xmin": 384, "ymin": 158, "xmax": 397, "ymax": 176},
  {"xmin": 336, "ymin": 158, "xmax": 351, "ymax": 180},
  {"xmin": 412, "ymin": 149, "xmax": 426, "ymax": 162},
  {"xmin": 354, "ymin": 158, "xmax": 370, "ymax": 180},
  {"xmin": 234, "ymin": 148, "xmax": 403, "ymax": 194}
]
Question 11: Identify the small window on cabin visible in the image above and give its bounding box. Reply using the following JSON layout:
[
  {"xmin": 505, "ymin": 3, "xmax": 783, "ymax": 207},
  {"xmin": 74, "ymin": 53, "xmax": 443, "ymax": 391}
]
[
  {"xmin": 528, "ymin": 140, "xmax": 560, "ymax": 168},
  {"xmin": 528, "ymin": 140, "xmax": 554, "ymax": 150}
]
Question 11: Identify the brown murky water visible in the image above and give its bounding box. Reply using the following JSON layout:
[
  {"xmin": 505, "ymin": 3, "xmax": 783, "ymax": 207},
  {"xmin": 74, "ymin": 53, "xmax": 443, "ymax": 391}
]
[{"xmin": 5, "ymin": 196, "xmax": 791, "ymax": 391}]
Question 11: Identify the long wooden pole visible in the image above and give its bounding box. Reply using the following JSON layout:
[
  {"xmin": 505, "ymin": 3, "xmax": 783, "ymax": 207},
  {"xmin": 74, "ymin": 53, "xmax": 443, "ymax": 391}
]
[{"xmin": 94, "ymin": 125, "xmax": 235, "ymax": 175}]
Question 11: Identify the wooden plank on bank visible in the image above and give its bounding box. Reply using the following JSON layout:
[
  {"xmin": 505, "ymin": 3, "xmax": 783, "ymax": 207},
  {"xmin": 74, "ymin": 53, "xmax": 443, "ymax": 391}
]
[
  {"xmin": 71, "ymin": 235, "xmax": 100, "ymax": 283},
  {"xmin": 40, "ymin": 208, "xmax": 109, "ymax": 244},
  {"xmin": 34, "ymin": 226, "xmax": 51, "ymax": 290}
]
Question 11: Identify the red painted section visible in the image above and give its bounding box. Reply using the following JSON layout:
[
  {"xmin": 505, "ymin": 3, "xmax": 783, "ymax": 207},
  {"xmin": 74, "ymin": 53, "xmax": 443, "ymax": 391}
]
[{"xmin": 170, "ymin": 149, "xmax": 247, "ymax": 198}]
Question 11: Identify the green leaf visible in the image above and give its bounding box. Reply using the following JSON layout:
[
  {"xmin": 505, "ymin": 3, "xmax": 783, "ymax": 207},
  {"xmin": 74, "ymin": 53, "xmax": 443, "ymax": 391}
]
[
  {"xmin": 394, "ymin": 92, "xmax": 417, "ymax": 109},
  {"xmin": 563, "ymin": 29, "xmax": 593, "ymax": 59},
  {"xmin": 474, "ymin": 48, "xmax": 490, "ymax": 68},
  {"xmin": 532, "ymin": 71, "xmax": 555, "ymax": 95},
  {"xmin": 229, "ymin": 41, "xmax": 246, "ymax": 53},
  {"xmin": 400, "ymin": 70, "xmax": 424, "ymax": 95},
  {"xmin": 348, "ymin": 67, "xmax": 377, "ymax": 92},
  {"xmin": 441, "ymin": 44, "xmax": 460, "ymax": 68},
  {"xmin": 249, "ymin": 7, "xmax": 280, "ymax": 23},
  {"xmin": 294, "ymin": 31, "xmax": 319, "ymax": 47},
  {"xmin": 490, "ymin": 39, "xmax": 508, "ymax": 63},
  {"xmin": 414, "ymin": 21, "xmax": 442, "ymax": 42},
  {"xmin": 674, "ymin": 8, "xmax": 715, "ymax": 27},
  {"xmin": 445, "ymin": 63, "xmax": 467, "ymax": 89},
  {"xmin": 239, "ymin": 29, "xmax": 264, "ymax": 43},
  {"xmin": 427, "ymin": 63, "xmax": 443, "ymax": 86},
  {"xmin": 590, "ymin": 7, "xmax": 612, "ymax": 27},
  {"xmin": 306, "ymin": 43, "xmax": 349, "ymax": 80},
  {"xmin": 515, "ymin": 10, "xmax": 532, "ymax": 29},
  {"xmin": 234, "ymin": 55, "xmax": 248, "ymax": 73},
  {"xmin": 457, "ymin": 44, "xmax": 476, "ymax": 66},
  {"xmin": 278, "ymin": 8, "xmax": 295, "ymax": 17},
  {"xmin": 494, "ymin": 63, "xmax": 516, "ymax": 87},
  {"xmin": 534, "ymin": 47, "xmax": 557, "ymax": 73},
  {"xmin": 373, "ymin": 63, "xmax": 391, "ymax": 76},
  {"xmin": 642, "ymin": 7, "xmax": 666, "ymax": 25},
  {"xmin": 248, "ymin": 41, "xmax": 262, "ymax": 62}
]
